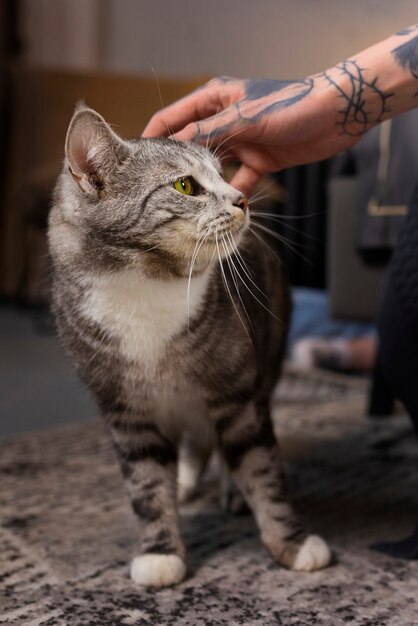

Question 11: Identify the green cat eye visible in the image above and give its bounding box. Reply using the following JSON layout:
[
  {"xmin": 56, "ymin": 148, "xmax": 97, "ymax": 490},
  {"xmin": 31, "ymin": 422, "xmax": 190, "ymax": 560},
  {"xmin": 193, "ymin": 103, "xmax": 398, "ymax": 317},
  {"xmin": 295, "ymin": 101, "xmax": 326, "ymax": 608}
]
[{"xmin": 173, "ymin": 177, "xmax": 194, "ymax": 196}]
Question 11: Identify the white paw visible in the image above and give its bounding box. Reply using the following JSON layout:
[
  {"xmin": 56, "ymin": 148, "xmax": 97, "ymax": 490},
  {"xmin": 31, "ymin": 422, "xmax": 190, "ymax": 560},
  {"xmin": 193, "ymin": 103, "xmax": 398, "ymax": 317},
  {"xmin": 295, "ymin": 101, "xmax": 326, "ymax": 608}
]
[
  {"xmin": 292, "ymin": 535, "xmax": 331, "ymax": 572},
  {"xmin": 130, "ymin": 554, "xmax": 186, "ymax": 587},
  {"xmin": 177, "ymin": 480, "xmax": 197, "ymax": 504},
  {"xmin": 177, "ymin": 459, "xmax": 200, "ymax": 503}
]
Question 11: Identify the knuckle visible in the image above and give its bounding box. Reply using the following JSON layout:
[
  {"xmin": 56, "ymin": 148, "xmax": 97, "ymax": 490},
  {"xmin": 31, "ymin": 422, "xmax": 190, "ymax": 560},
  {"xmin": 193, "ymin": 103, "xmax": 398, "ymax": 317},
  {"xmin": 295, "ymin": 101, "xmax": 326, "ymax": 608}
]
[{"xmin": 149, "ymin": 111, "xmax": 162, "ymax": 124}]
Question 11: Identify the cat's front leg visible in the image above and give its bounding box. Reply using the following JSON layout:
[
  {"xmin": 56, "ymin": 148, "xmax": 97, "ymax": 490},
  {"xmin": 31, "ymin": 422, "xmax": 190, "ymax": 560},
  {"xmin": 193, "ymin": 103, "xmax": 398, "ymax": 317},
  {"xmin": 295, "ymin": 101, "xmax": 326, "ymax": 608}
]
[
  {"xmin": 109, "ymin": 415, "xmax": 187, "ymax": 587},
  {"xmin": 215, "ymin": 402, "xmax": 331, "ymax": 572}
]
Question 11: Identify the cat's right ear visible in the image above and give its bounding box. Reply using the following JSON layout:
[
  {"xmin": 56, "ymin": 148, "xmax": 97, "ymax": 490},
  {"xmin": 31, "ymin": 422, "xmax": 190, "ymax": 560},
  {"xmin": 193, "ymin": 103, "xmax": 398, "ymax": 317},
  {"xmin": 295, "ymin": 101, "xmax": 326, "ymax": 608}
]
[{"xmin": 65, "ymin": 105, "xmax": 126, "ymax": 196}]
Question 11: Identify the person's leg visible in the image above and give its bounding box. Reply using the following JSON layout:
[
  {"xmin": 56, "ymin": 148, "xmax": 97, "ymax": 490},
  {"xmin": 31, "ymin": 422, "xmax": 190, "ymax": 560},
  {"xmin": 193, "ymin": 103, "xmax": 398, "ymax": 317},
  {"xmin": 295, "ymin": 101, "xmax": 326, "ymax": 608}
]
[
  {"xmin": 377, "ymin": 186, "xmax": 418, "ymax": 436},
  {"xmin": 378, "ymin": 279, "xmax": 418, "ymax": 436},
  {"xmin": 374, "ymin": 187, "xmax": 418, "ymax": 559}
]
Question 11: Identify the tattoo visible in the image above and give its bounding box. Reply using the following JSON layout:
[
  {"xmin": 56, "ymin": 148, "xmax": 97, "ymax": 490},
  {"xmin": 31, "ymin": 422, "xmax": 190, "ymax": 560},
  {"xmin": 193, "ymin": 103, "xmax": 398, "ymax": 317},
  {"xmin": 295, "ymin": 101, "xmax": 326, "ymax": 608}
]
[
  {"xmin": 392, "ymin": 35, "xmax": 418, "ymax": 79},
  {"xmin": 323, "ymin": 60, "xmax": 393, "ymax": 136},
  {"xmin": 240, "ymin": 78, "xmax": 314, "ymax": 119},
  {"xmin": 245, "ymin": 79, "xmax": 304, "ymax": 100},
  {"xmin": 396, "ymin": 26, "xmax": 418, "ymax": 37},
  {"xmin": 195, "ymin": 78, "xmax": 314, "ymax": 142},
  {"xmin": 217, "ymin": 76, "xmax": 237, "ymax": 84}
]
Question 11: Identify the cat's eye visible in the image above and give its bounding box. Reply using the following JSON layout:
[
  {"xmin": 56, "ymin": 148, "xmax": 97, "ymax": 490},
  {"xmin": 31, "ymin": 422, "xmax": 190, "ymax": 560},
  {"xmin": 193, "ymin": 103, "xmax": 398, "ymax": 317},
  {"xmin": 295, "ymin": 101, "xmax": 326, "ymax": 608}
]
[{"xmin": 173, "ymin": 177, "xmax": 194, "ymax": 196}]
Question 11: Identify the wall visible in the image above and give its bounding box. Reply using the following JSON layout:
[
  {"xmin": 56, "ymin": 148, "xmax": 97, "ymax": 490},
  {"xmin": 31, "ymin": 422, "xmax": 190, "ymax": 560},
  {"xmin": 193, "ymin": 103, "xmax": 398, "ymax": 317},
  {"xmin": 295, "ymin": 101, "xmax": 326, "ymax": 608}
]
[
  {"xmin": 22, "ymin": 0, "xmax": 418, "ymax": 79},
  {"xmin": 21, "ymin": 0, "xmax": 103, "ymax": 70}
]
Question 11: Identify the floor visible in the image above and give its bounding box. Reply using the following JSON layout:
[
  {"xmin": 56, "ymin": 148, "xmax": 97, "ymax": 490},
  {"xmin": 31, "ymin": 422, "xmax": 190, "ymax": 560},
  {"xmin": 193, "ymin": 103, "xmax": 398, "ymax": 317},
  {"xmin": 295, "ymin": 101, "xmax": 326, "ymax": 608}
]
[
  {"xmin": 1, "ymin": 369, "xmax": 417, "ymax": 625},
  {"xmin": 0, "ymin": 304, "xmax": 95, "ymax": 437}
]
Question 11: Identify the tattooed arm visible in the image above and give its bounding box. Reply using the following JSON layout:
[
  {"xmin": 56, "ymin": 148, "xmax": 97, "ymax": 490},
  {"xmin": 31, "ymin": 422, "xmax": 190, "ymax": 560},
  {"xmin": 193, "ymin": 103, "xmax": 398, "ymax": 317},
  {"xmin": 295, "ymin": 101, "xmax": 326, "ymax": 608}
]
[{"xmin": 143, "ymin": 25, "xmax": 418, "ymax": 196}]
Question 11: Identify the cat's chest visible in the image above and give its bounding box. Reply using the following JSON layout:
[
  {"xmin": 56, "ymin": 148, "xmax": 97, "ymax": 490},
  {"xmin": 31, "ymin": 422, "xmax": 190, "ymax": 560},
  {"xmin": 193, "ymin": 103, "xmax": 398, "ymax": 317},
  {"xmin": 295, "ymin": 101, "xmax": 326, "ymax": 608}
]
[{"xmin": 81, "ymin": 268, "xmax": 209, "ymax": 371}]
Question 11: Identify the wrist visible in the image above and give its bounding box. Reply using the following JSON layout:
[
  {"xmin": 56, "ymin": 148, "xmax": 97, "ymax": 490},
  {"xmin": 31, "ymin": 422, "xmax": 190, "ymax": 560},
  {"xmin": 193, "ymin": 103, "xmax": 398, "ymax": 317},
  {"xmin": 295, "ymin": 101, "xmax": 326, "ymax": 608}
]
[{"xmin": 316, "ymin": 29, "xmax": 418, "ymax": 139}]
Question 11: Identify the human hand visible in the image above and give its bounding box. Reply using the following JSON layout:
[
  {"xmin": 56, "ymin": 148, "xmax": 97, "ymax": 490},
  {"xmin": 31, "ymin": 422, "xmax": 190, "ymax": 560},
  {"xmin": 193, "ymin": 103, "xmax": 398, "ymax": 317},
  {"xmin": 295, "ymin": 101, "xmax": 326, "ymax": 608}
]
[
  {"xmin": 142, "ymin": 76, "xmax": 359, "ymax": 196},
  {"xmin": 144, "ymin": 24, "xmax": 418, "ymax": 197}
]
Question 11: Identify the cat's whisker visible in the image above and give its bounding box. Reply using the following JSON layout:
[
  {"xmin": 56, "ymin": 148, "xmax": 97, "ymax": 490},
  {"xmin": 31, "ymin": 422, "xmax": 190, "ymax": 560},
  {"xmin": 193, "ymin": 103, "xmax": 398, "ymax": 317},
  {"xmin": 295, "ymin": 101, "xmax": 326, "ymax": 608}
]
[
  {"xmin": 187, "ymin": 227, "xmax": 210, "ymax": 333},
  {"xmin": 225, "ymin": 231, "xmax": 254, "ymax": 277},
  {"xmin": 151, "ymin": 66, "xmax": 175, "ymax": 138},
  {"xmin": 214, "ymin": 143, "xmax": 244, "ymax": 162},
  {"xmin": 216, "ymin": 233, "xmax": 251, "ymax": 341},
  {"xmin": 187, "ymin": 236, "xmax": 202, "ymax": 330},
  {"xmin": 248, "ymin": 178, "xmax": 280, "ymax": 204},
  {"xmin": 225, "ymin": 232, "xmax": 269, "ymax": 302},
  {"xmin": 222, "ymin": 234, "xmax": 284, "ymax": 326},
  {"xmin": 206, "ymin": 105, "xmax": 222, "ymax": 152},
  {"xmin": 208, "ymin": 242, "xmax": 217, "ymax": 267},
  {"xmin": 253, "ymin": 210, "xmax": 324, "ymax": 220},
  {"xmin": 248, "ymin": 194, "xmax": 280, "ymax": 206},
  {"xmin": 251, "ymin": 221, "xmax": 313, "ymax": 265},
  {"xmin": 225, "ymin": 230, "xmax": 254, "ymax": 274},
  {"xmin": 221, "ymin": 235, "xmax": 254, "ymax": 337},
  {"xmin": 248, "ymin": 226, "xmax": 281, "ymax": 262},
  {"xmin": 251, "ymin": 219, "xmax": 315, "ymax": 250},
  {"xmin": 251, "ymin": 213, "xmax": 321, "ymax": 243},
  {"xmin": 211, "ymin": 126, "xmax": 253, "ymax": 160}
]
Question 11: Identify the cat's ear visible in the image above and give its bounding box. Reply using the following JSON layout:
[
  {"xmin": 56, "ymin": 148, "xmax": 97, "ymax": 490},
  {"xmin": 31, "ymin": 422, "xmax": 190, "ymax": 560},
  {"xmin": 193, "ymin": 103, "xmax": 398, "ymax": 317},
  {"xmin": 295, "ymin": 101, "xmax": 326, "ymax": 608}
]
[{"xmin": 65, "ymin": 104, "xmax": 126, "ymax": 195}]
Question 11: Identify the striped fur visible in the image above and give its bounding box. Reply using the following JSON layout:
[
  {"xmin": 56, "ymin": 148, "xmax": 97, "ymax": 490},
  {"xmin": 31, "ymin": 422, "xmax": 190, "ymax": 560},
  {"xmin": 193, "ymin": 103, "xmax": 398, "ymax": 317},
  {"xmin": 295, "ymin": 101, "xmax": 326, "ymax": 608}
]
[{"xmin": 48, "ymin": 106, "xmax": 330, "ymax": 587}]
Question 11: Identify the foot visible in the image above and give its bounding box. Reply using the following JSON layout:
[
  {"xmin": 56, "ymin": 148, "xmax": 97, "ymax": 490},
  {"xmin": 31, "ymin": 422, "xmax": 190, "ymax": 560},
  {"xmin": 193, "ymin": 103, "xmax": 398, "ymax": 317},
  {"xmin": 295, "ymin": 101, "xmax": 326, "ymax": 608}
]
[
  {"xmin": 130, "ymin": 554, "xmax": 187, "ymax": 587},
  {"xmin": 292, "ymin": 535, "xmax": 332, "ymax": 572}
]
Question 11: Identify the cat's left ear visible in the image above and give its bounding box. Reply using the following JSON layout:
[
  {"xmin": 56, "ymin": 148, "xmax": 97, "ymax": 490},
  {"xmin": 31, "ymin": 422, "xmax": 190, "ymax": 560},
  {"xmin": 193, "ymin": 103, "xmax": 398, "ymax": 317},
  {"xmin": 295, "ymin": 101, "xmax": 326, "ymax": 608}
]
[{"xmin": 65, "ymin": 104, "xmax": 127, "ymax": 195}]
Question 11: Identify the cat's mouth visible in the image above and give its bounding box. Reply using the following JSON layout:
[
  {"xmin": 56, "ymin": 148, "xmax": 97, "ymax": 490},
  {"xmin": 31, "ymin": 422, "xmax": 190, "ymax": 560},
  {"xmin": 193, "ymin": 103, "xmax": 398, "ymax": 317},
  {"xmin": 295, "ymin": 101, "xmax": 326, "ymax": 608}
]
[
  {"xmin": 206, "ymin": 209, "xmax": 250, "ymax": 243},
  {"xmin": 203, "ymin": 224, "xmax": 246, "ymax": 247},
  {"xmin": 199, "ymin": 219, "xmax": 249, "ymax": 263},
  {"xmin": 187, "ymin": 210, "xmax": 250, "ymax": 271}
]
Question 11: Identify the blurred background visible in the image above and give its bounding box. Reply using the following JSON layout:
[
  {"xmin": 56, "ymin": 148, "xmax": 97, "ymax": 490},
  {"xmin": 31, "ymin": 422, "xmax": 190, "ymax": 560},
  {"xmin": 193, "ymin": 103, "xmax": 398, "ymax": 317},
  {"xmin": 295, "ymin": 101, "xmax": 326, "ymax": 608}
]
[{"xmin": 1, "ymin": 0, "xmax": 418, "ymax": 436}]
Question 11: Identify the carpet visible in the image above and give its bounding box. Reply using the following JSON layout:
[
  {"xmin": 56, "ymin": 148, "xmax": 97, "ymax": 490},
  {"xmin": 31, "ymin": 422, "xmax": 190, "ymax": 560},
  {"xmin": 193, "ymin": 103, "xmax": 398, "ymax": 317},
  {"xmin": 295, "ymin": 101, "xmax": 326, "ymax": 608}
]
[{"xmin": 1, "ymin": 366, "xmax": 418, "ymax": 626}]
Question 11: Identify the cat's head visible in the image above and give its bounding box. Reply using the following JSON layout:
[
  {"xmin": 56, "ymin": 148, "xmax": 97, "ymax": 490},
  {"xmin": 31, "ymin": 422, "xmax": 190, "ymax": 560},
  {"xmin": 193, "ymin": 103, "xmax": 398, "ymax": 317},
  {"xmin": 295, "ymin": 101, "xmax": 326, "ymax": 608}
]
[{"xmin": 52, "ymin": 104, "xmax": 249, "ymax": 278}]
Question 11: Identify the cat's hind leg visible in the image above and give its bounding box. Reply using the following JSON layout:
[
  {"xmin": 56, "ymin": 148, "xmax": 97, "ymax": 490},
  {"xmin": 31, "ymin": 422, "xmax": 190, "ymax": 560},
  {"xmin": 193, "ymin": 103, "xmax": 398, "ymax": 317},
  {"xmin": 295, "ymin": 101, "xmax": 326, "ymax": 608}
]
[
  {"xmin": 177, "ymin": 434, "xmax": 212, "ymax": 504},
  {"xmin": 109, "ymin": 415, "xmax": 187, "ymax": 587},
  {"xmin": 214, "ymin": 401, "xmax": 331, "ymax": 572},
  {"xmin": 219, "ymin": 457, "xmax": 249, "ymax": 514}
]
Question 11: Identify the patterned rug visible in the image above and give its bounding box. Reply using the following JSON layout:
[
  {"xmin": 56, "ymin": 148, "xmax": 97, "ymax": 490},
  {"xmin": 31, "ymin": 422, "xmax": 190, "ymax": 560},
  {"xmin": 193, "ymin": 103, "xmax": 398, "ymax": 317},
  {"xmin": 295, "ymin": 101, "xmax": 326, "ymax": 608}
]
[{"xmin": 1, "ymin": 366, "xmax": 418, "ymax": 626}]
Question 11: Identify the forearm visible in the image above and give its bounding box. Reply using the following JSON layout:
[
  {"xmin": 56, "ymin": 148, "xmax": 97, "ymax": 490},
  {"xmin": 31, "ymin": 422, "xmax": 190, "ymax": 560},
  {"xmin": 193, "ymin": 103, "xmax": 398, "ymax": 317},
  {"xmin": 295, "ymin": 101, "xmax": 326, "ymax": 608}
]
[
  {"xmin": 143, "ymin": 25, "xmax": 418, "ymax": 194},
  {"xmin": 317, "ymin": 25, "xmax": 418, "ymax": 140}
]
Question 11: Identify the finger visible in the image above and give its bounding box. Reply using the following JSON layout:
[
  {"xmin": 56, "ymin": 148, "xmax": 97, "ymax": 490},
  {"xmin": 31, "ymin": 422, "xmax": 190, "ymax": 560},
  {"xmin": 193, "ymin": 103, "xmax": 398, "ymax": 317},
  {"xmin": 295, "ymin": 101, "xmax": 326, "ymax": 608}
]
[
  {"xmin": 172, "ymin": 114, "xmax": 228, "ymax": 143},
  {"xmin": 229, "ymin": 164, "xmax": 263, "ymax": 197},
  {"xmin": 173, "ymin": 107, "xmax": 249, "ymax": 145},
  {"xmin": 142, "ymin": 83, "xmax": 224, "ymax": 138},
  {"xmin": 172, "ymin": 121, "xmax": 203, "ymax": 142}
]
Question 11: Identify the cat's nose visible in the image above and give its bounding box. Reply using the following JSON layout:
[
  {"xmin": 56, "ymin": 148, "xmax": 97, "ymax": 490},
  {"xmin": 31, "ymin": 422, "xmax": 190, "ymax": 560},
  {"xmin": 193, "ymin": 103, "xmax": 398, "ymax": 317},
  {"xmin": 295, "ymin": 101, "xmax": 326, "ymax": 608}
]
[{"xmin": 233, "ymin": 196, "xmax": 249, "ymax": 214}]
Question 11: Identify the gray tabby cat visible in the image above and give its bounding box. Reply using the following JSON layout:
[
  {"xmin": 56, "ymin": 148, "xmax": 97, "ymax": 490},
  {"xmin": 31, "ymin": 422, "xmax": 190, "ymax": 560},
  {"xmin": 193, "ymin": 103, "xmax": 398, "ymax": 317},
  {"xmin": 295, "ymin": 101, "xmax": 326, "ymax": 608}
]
[{"xmin": 48, "ymin": 105, "xmax": 331, "ymax": 587}]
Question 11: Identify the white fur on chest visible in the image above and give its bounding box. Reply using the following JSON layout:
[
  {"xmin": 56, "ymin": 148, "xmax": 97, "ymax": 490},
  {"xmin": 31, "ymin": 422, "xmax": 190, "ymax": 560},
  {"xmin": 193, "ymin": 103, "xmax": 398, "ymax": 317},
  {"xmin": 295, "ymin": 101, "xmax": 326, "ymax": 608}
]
[{"xmin": 81, "ymin": 268, "xmax": 209, "ymax": 371}]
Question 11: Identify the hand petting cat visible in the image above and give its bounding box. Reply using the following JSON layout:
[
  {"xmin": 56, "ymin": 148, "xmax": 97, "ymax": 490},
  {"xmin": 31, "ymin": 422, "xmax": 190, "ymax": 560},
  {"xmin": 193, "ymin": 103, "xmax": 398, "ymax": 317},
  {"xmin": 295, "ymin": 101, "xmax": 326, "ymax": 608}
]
[{"xmin": 143, "ymin": 25, "xmax": 418, "ymax": 196}]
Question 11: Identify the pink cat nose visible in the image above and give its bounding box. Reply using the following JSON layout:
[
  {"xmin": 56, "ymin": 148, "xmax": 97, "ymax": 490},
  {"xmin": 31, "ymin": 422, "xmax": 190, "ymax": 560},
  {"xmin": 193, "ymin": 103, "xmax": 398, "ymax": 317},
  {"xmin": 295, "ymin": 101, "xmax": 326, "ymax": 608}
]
[{"xmin": 233, "ymin": 196, "xmax": 249, "ymax": 214}]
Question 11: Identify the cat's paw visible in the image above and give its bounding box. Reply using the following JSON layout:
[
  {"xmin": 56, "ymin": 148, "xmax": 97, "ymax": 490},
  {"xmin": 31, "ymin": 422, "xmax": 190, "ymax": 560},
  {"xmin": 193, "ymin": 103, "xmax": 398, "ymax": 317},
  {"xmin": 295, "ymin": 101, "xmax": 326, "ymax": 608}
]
[
  {"xmin": 292, "ymin": 535, "xmax": 331, "ymax": 572},
  {"xmin": 177, "ymin": 458, "xmax": 200, "ymax": 504},
  {"xmin": 130, "ymin": 554, "xmax": 187, "ymax": 587},
  {"xmin": 177, "ymin": 481, "xmax": 197, "ymax": 504}
]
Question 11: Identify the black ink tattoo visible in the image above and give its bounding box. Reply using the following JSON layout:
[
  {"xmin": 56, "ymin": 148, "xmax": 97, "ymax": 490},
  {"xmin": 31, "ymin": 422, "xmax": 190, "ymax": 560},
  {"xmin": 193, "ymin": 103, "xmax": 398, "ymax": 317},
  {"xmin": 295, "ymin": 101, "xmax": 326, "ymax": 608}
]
[
  {"xmin": 240, "ymin": 79, "xmax": 314, "ymax": 119},
  {"xmin": 245, "ymin": 79, "xmax": 300, "ymax": 99},
  {"xmin": 392, "ymin": 35, "xmax": 418, "ymax": 79},
  {"xmin": 194, "ymin": 78, "xmax": 314, "ymax": 142},
  {"xmin": 217, "ymin": 76, "xmax": 237, "ymax": 84},
  {"xmin": 323, "ymin": 60, "xmax": 393, "ymax": 136},
  {"xmin": 396, "ymin": 26, "xmax": 418, "ymax": 37}
]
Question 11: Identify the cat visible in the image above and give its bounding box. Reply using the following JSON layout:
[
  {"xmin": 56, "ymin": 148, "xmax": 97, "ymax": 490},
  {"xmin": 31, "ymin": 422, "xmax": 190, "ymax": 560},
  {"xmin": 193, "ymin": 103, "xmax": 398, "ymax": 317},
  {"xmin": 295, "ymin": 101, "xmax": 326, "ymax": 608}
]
[{"xmin": 48, "ymin": 104, "xmax": 331, "ymax": 587}]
